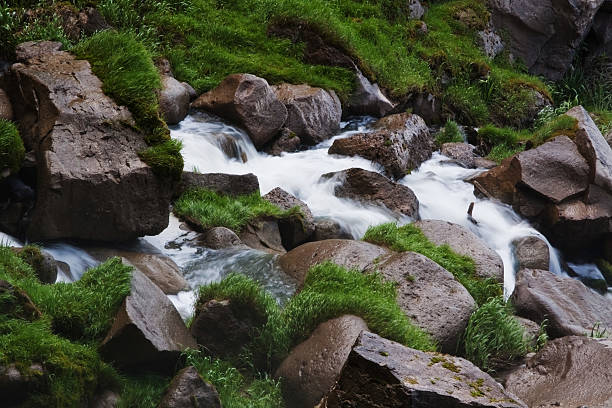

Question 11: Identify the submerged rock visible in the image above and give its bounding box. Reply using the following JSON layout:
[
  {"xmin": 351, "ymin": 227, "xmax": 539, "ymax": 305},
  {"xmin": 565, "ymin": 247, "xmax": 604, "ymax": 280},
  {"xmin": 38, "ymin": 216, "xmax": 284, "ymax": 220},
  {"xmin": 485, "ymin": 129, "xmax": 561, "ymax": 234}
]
[
  {"xmin": 159, "ymin": 366, "xmax": 221, "ymax": 408},
  {"xmin": 263, "ymin": 187, "xmax": 315, "ymax": 250}
]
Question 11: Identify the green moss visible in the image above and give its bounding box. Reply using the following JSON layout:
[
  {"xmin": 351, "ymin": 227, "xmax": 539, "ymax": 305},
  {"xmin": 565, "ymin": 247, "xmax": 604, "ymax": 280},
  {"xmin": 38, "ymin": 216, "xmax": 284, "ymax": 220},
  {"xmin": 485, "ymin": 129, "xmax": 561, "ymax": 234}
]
[
  {"xmin": 363, "ymin": 223, "xmax": 501, "ymax": 305},
  {"xmin": 118, "ymin": 374, "xmax": 171, "ymax": 408},
  {"xmin": 0, "ymin": 119, "xmax": 25, "ymax": 175},
  {"xmin": 173, "ymin": 188, "xmax": 301, "ymax": 232},
  {"xmin": 435, "ymin": 120, "xmax": 464, "ymax": 145},
  {"xmin": 138, "ymin": 139, "xmax": 184, "ymax": 179}
]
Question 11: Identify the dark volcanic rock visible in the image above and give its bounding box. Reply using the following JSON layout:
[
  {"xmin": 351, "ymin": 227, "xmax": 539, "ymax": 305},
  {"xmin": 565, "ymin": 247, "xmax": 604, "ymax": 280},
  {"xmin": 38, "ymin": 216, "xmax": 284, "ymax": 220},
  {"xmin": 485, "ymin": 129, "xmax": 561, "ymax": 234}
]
[
  {"xmin": 178, "ymin": 172, "xmax": 259, "ymax": 197},
  {"xmin": 159, "ymin": 366, "xmax": 221, "ymax": 408},
  {"xmin": 263, "ymin": 187, "xmax": 315, "ymax": 249}
]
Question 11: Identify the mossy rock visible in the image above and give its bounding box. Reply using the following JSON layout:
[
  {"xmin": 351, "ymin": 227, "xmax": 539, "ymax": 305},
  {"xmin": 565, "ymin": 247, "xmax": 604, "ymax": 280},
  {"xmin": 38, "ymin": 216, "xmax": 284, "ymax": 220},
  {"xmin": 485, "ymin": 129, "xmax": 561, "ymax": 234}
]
[{"xmin": 11, "ymin": 246, "xmax": 58, "ymax": 284}]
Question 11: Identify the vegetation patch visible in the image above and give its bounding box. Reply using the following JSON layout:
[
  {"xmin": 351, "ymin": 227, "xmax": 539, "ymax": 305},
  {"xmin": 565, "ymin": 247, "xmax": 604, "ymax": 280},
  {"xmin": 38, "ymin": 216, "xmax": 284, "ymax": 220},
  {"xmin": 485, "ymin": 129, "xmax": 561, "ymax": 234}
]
[
  {"xmin": 138, "ymin": 139, "xmax": 184, "ymax": 179},
  {"xmin": 117, "ymin": 374, "xmax": 171, "ymax": 408},
  {"xmin": 435, "ymin": 120, "xmax": 464, "ymax": 145},
  {"xmin": 363, "ymin": 223, "xmax": 501, "ymax": 305},
  {"xmin": 0, "ymin": 119, "xmax": 25, "ymax": 175}
]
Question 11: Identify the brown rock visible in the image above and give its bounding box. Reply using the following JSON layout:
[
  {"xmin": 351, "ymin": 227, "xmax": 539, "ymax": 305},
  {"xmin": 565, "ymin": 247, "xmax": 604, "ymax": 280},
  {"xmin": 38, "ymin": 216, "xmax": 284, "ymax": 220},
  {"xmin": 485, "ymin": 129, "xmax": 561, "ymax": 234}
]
[
  {"xmin": 322, "ymin": 331, "xmax": 527, "ymax": 408},
  {"xmin": 263, "ymin": 128, "xmax": 301, "ymax": 156},
  {"xmin": 312, "ymin": 218, "xmax": 352, "ymax": 241},
  {"xmin": 441, "ymin": 143, "xmax": 476, "ymax": 168},
  {"xmin": 159, "ymin": 366, "xmax": 221, "ymax": 408},
  {"xmin": 0, "ymin": 89, "xmax": 13, "ymax": 120},
  {"xmin": 275, "ymin": 315, "xmax": 368, "ymax": 408},
  {"xmin": 178, "ymin": 172, "xmax": 259, "ymax": 197},
  {"xmin": 505, "ymin": 336, "xmax": 612, "ymax": 408},
  {"xmin": 238, "ymin": 216, "xmax": 285, "ymax": 254},
  {"xmin": 511, "ymin": 236, "xmax": 550, "ymax": 271},
  {"xmin": 201, "ymin": 226, "xmax": 244, "ymax": 249},
  {"xmin": 328, "ymin": 112, "xmax": 434, "ymax": 179},
  {"xmin": 511, "ymin": 268, "xmax": 612, "ymax": 338},
  {"xmin": 192, "ymin": 74, "xmax": 287, "ymax": 148},
  {"xmin": 159, "ymin": 75, "xmax": 190, "ymax": 125},
  {"xmin": 263, "ymin": 187, "xmax": 315, "ymax": 249},
  {"xmin": 321, "ymin": 168, "xmax": 419, "ymax": 219}
]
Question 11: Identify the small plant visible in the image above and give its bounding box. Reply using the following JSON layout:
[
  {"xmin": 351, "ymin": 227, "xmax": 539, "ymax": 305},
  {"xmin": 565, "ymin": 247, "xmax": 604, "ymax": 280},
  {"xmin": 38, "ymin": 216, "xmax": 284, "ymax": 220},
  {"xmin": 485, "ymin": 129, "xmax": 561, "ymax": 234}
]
[
  {"xmin": 0, "ymin": 119, "xmax": 25, "ymax": 176},
  {"xmin": 534, "ymin": 319, "xmax": 549, "ymax": 351},
  {"xmin": 588, "ymin": 322, "xmax": 608, "ymax": 339},
  {"xmin": 435, "ymin": 120, "xmax": 464, "ymax": 145}
]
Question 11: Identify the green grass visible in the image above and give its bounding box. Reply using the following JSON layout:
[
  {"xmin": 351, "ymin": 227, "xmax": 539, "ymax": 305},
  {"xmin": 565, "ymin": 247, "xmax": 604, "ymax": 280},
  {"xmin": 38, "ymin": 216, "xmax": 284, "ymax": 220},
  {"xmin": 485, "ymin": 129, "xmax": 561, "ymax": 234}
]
[
  {"xmin": 463, "ymin": 297, "xmax": 529, "ymax": 371},
  {"xmin": 117, "ymin": 374, "xmax": 171, "ymax": 408},
  {"xmin": 435, "ymin": 119, "xmax": 464, "ymax": 145},
  {"xmin": 363, "ymin": 223, "xmax": 501, "ymax": 305},
  {"xmin": 0, "ymin": 119, "xmax": 25, "ymax": 175},
  {"xmin": 174, "ymin": 188, "xmax": 301, "ymax": 232},
  {"xmin": 138, "ymin": 139, "xmax": 184, "ymax": 179}
]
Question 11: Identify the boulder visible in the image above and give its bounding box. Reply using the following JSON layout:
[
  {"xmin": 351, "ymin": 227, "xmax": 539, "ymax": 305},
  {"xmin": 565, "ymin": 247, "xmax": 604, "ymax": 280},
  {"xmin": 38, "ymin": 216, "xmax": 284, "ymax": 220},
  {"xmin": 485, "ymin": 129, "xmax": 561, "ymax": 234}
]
[
  {"xmin": 200, "ymin": 226, "xmax": 244, "ymax": 249},
  {"xmin": 328, "ymin": 113, "xmax": 434, "ymax": 179},
  {"xmin": 89, "ymin": 390, "xmax": 120, "ymax": 408},
  {"xmin": 488, "ymin": 0, "xmax": 606, "ymax": 80},
  {"xmin": 414, "ymin": 220, "xmax": 504, "ymax": 282},
  {"xmin": 11, "ymin": 246, "xmax": 58, "ymax": 284},
  {"xmin": 515, "ymin": 317, "xmax": 542, "ymax": 349},
  {"xmin": 192, "ymin": 74, "xmax": 287, "ymax": 148},
  {"xmin": 312, "ymin": 218, "xmax": 352, "ymax": 241},
  {"xmin": 100, "ymin": 268, "xmax": 196, "ymax": 372},
  {"xmin": 7, "ymin": 41, "xmax": 173, "ymax": 241},
  {"xmin": 321, "ymin": 168, "xmax": 419, "ymax": 219},
  {"xmin": 263, "ymin": 128, "xmax": 301, "ymax": 156},
  {"xmin": 181, "ymin": 82, "xmax": 197, "ymax": 101},
  {"xmin": 275, "ymin": 315, "xmax": 368, "ymax": 408},
  {"xmin": 511, "ymin": 268, "xmax": 612, "ymax": 338},
  {"xmin": 322, "ymin": 331, "xmax": 526, "ymax": 408},
  {"xmin": 0, "ymin": 89, "xmax": 13, "ymax": 120},
  {"xmin": 263, "ymin": 187, "xmax": 315, "ymax": 249},
  {"xmin": 345, "ymin": 70, "xmax": 395, "ymax": 117},
  {"xmin": 278, "ymin": 239, "xmax": 391, "ymax": 287},
  {"xmin": 159, "ymin": 366, "xmax": 221, "ymax": 408},
  {"xmin": 511, "ymin": 236, "xmax": 550, "ymax": 271},
  {"xmin": 372, "ymin": 252, "xmax": 476, "ymax": 353},
  {"xmin": 177, "ymin": 172, "xmax": 259, "ymax": 197},
  {"xmin": 478, "ymin": 23, "xmax": 504, "ymax": 59},
  {"xmin": 441, "ymin": 143, "xmax": 477, "ymax": 168},
  {"xmin": 408, "ymin": 0, "xmax": 425, "ymax": 19},
  {"xmin": 238, "ymin": 216, "xmax": 285, "ymax": 254},
  {"xmin": 159, "ymin": 75, "xmax": 190, "ymax": 125},
  {"xmin": 505, "ymin": 336, "xmax": 612, "ymax": 408},
  {"xmin": 190, "ymin": 299, "xmax": 265, "ymax": 358}
]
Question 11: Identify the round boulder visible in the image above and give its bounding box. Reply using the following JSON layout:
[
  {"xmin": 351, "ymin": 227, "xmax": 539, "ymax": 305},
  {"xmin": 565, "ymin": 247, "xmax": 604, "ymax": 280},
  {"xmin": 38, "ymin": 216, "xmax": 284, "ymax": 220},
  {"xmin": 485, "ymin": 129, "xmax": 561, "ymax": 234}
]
[
  {"xmin": 159, "ymin": 75, "xmax": 190, "ymax": 125},
  {"xmin": 512, "ymin": 235, "xmax": 550, "ymax": 271}
]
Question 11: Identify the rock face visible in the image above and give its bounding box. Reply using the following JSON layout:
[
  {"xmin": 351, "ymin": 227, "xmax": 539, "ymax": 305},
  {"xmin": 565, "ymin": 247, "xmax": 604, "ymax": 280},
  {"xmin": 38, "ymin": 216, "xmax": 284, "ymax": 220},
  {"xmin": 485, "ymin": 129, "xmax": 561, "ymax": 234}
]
[
  {"xmin": 511, "ymin": 236, "xmax": 550, "ymax": 271},
  {"xmin": 345, "ymin": 70, "xmax": 395, "ymax": 117},
  {"xmin": 321, "ymin": 168, "xmax": 419, "ymax": 219},
  {"xmin": 488, "ymin": 0, "xmax": 606, "ymax": 80},
  {"xmin": 278, "ymin": 239, "xmax": 391, "ymax": 287},
  {"xmin": 511, "ymin": 269, "xmax": 612, "ymax": 338},
  {"xmin": 273, "ymin": 83, "xmax": 342, "ymax": 145},
  {"xmin": 192, "ymin": 74, "xmax": 287, "ymax": 148},
  {"xmin": 178, "ymin": 172, "xmax": 259, "ymax": 197},
  {"xmin": 159, "ymin": 75, "xmax": 190, "ymax": 125},
  {"xmin": 415, "ymin": 220, "xmax": 504, "ymax": 282},
  {"xmin": 159, "ymin": 366, "xmax": 222, "ymax": 408},
  {"xmin": 275, "ymin": 315, "xmax": 368, "ymax": 408},
  {"xmin": 7, "ymin": 41, "xmax": 172, "ymax": 241},
  {"xmin": 0, "ymin": 89, "xmax": 13, "ymax": 120},
  {"xmin": 322, "ymin": 331, "xmax": 527, "ymax": 408},
  {"xmin": 505, "ymin": 336, "xmax": 612, "ymax": 408},
  {"xmin": 328, "ymin": 113, "xmax": 434, "ymax": 179},
  {"xmin": 263, "ymin": 187, "xmax": 315, "ymax": 249},
  {"xmin": 100, "ymin": 268, "xmax": 196, "ymax": 372},
  {"xmin": 373, "ymin": 252, "xmax": 476, "ymax": 353}
]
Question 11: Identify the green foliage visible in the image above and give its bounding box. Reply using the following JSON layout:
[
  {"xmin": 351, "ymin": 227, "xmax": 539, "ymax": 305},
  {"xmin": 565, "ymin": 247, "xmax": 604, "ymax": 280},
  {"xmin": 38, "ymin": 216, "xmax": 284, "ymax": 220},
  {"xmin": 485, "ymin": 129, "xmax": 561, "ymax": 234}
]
[
  {"xmin": 174, "ymin": 188, "xmax": 301, "ymax": 232},
  {"xmin": 363, "ymin": 223, "xmax": 501, "ymax": 305},
  {"xmin": 596, "ymin": 259, "xmax": 612, "ymax": 287},
  {"xmin": 0, "ymin": 119, "xmax": 25, "ymax": 175},
  {"xmin": 555, "ymin": 56, "xmax": 612, "ymax": 113},
  {"xmin": 138, "ymin": 139, "xmax": 184, "ymax": 179},
  {"xmin": 435, "ymin": 120, "xmax": 464, "ymax": 145},
  {"xmin": 463, "ymin": 297, "xmax": 529, "ymax": 371},
  {"xmin": 118, "ymin": 374, "xmax": 171, "ymax": 408},
  {"xmin": 530, "ymin": 114, "xmax": 577, "ymax": 146}
]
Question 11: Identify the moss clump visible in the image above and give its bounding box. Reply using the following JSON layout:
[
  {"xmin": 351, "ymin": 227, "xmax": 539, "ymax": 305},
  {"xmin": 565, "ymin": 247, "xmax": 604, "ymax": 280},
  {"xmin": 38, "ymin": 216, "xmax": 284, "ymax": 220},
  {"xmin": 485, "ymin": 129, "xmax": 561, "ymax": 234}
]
[
  {"xmin": 0, "ymin": 119, "xmax": 25, "ymax": 175},
  {"xmin": 435, "ymin": 120, "xmax": 464, "ymax": 145},
  {"xmin": 138, "ymin": 139, "xmax": 184, "ymax": 179},
  {"xmin": 363, "ymin": 223, "xmax": 501, "ymax": 305},
  {"xmin": 117, "ymin": 374, "xmax": 171, "ymax": 408}
]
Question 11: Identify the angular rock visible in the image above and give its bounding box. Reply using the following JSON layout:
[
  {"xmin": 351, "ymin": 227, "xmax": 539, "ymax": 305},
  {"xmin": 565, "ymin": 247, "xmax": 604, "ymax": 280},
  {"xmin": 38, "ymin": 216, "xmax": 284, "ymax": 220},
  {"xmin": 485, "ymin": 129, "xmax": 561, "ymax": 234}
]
[
  {"xmin": 278, "ymin": 239, "xmax": 391, "ymax": 287},
  {"xmin": 415, "ymin": 220, "xmax": 504, "ymax": 282},
  {"xmin": 122, "ymin": 254, "xmax": 188, "ymax": 295},
  {"xmin": 100, "ymin": 268, "xmax": 196, "ymax": 372},
  {"xmin": 410, "ymin": 92, "xmax": 443, "ymax": 124},
  {"xmin": 511, "ymin": 236, "xmax": 550, "ymax": 271},
  {"xmin": 238, "ymin": 216, "xmax": 285, "ymax": 254},
  {"xmin": 200, "ymin": 226, "xmax": 244, "ymax": 249},
  {"xmin": 159, "ymin": 75, "xmax": 190, "ymax": 125},
  {"xmin": 511, "ymin": 268, "xmax": 612, "ymax": 338},
  {"xmin": 263, "ymin": 128, "xmax": 301, "ymax": 156},
  {"xmin": 159, "ymin": 366, "xmax": 221, "ymax": 408},
  {"xmin": 441, "ymin": 143, "xmax": 477, "ymax": 168},
  {"xmin": 321, "ymin": 168, "xmax": 419, "ymax": 219},
  {"xmin": 312, "ymin": 218, "xmax": 352, "ymax": 241},
  {"xmin": 272, "ymin": 83, "xmax": 341, "ymax": 145},
  {"xmin": 7, "ymin": 41, "xmax": 173, "ymax": 241},
  {"xmin": 345, "ymin": 70, "xmax": 395, "ymax": 117},
  {"xmin": 505, "ymin": 336, "xmax": 612, "ymax": 408},
  {"xmin": 478, "ymin": 23, "xmax": 504, "ymax": 59},
  {"xmin": 263, "ymin": 187, "xmax": 315, "ymax": 249},
  {"xmin": 275, "ymin": 315, "xmax": 368, "ymax": 408},
  {"xmin": 192, "ymin": 74, "xmax": 287, "ymax": 148},
  {"xmin": 372, "ymin": 252, "xmax": 476, "ymax": 353},
  {"xmin": 0, "ymin": 89, "xmax": 13, "ymax": 120},
  {"xmin": 178, "ymin": 172, "xmax": 259, "ymax": 197},
  {"xmin": 322, "ymin": 331, "xmax": 526, "ymax": 408},
  {"xmin": 329, "ymin": 112, "xmax": 433, "ymax": 178}
]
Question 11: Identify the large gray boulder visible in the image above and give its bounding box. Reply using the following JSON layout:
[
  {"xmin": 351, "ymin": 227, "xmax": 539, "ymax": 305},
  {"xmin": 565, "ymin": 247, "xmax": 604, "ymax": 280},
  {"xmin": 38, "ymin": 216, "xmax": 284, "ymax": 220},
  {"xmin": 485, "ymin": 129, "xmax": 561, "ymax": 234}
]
[
  {"xmin": 159, "ymin": 75, "xmax": 190, "ymax": 125},
  {"xmin": 263, "ymin": 187, "xmax": 315, "ymax": 249},
  {"xmin": 7, "ymin": 41, "xmax": 173, "ymax": 241},
  {"xmin": 322, "ymin": 331, "xmax": 527, "ymax": 407},
  {"xmin": 328, "ymin": 112, "xmax": 434, "ymax": 179},
  {"xmin": 192, "ymin": 73, "xmax": 287, "ymax": 148}
]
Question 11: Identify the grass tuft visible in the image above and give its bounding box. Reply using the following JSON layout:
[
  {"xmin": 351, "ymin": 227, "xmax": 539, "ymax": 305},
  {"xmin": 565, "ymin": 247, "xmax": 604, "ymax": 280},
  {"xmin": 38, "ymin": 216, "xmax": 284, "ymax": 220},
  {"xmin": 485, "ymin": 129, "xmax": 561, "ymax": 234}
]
[
  {"xmin": 0, "ymin": 119, "xmax": 25, "ymax": 176},
  {"xmin": 435, "ymin": 120, "xmax": 464, "ymax": 145},
  {"xmin": 138, "ymin": 139, "xmax": 184, "ymax": 179}
]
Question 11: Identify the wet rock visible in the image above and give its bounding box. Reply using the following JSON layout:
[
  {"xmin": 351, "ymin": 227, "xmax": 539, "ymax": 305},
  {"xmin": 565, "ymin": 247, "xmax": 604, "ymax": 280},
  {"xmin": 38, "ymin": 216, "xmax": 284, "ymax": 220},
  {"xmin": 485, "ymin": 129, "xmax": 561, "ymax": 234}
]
[
  {"xmin": 511, "ymin": 268, "xmax": 612, "ymax": 338},
  {"xmin": 329, "ymin": 113, "xmax": 434, "ymax": 179},
  {"xmin": 11, "ymin": 246, "xmax": 58, "ymax": 284},
  {"xmin": 511, "ymin": 236, "xmax": 549, "ymax": 271},
  {"xmin": 345, "ymin": 69, "xmax": 395, "ymax": 117},
  {"xmin": 0, "ymin": 280, "xmax": 41, "ymax": 321},
  {"xmin": 441, "ymin": 143, "xmax": 477, "ymax": 168},
  {"xmin": 190, "ymin": 299, "xmax": 266, "ymax": 359},
  {"xmin": 415, "ymin": 220, "xmax": 504, "ymax": 282},
  {"xmin": 278, "ymin": 239, "xmax": 391, "ymax": 288},
  {"xmin": 488, "ymin": 0, "xmax": 606, "ymax": 80},
  {"xmin": 410, "ymin": 92, "xmax": 443, "ymax": 124},
  {"xmin": 238, "ymin": 216, "xmax": 285, "ymax": 254},
  {"xmin": 159, "ymin": 75, "xmax": 190, "ymax": 125},
  {"xmin": 0, "ymin": 89, "xmax": 13, "ymax": 120},
  {"xmin": 312, "ymin": 218, "xmax": 352, "ymax": 241},
  {"xmin": 181, "ymin": 82, "xmax": 197, "ymax": 101},
  {"xmin": 159, "ymin": 366, "xmax": 221, "ymax": 408},
  {"xmin": 178, "ymin": 172, "xmax": 259, "ymax": 197},
  {"xmin": 372, "ymin": 252, "xmax": 476, "ymax": 353},
  {"xmin": 0, "ymin": 363, "xmax": 45, "ymax": 407},
  {"xmin": 505, "ymin": 336, "xmax": 612, "ymax": 408},
  {"xmin": 201, "ymin": 226, "xmax": 244, "ymax": 249},
  {"xmin": 192, "ymin": 73, "xmax": 287, "ymax": 148},
  {"xmin": 263, "ymin": 187, "xmax": 315, "ymax": 249},
  {"xmin": 263, "ymin": 128, "xmax": 301, "ymax": 156},
  {"xmin": 100, "ymin": 268, "xmax": 196, "ymax": 373},
  {"xmin": 322, "ymin": 331, "xmax": 527, "ymax": 408},
  {"xmin": 8, "ymin": 41, "xmax": 173, "ymax": 241},
  {"xmin": 321, "ymin": 168, "xmax": 419, "ymax": 219},
  {"xmin": 275, "ymin": 315, "xmax": 368, "ymax": 408}
]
